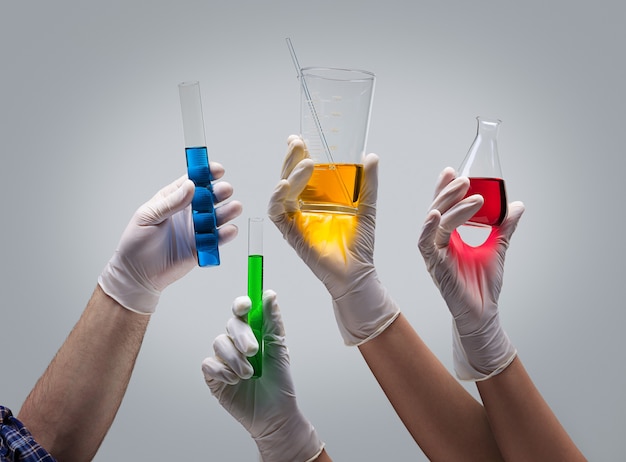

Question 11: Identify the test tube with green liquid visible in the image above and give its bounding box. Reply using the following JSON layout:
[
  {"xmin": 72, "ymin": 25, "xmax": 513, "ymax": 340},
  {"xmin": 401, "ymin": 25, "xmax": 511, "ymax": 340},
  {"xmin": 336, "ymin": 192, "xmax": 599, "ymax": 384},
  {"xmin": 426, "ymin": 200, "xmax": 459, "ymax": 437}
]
[{"xmin": 247, "ymin": 217, "xmax": 264, "ymax": 378}]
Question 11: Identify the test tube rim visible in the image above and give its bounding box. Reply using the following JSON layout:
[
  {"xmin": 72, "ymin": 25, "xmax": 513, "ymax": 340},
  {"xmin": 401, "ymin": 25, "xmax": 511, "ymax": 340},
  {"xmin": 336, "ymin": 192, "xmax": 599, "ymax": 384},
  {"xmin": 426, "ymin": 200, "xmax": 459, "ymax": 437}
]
[{"xmin": 178, "ymin": 80, "xmax": 201, "ymax": 87}]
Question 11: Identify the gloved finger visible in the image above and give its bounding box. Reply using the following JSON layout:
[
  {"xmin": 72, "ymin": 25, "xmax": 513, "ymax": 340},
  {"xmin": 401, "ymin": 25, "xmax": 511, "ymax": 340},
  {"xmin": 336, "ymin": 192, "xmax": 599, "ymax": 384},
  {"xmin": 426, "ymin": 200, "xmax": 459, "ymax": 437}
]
[
  {"xmin": 268, "ymin": 179, "xmax": 290, "ymax": 225},
  {"xmin": 262, "ymin": 290, "xmax": 286, "ymax": 339},
  {"xmin": 436, "ymin": 194, "xmax": 484, "ymax": 248},
  {"xmin": 217, "ymin": 224, "xmax": 239, "ymax": 246},
  {"xmin": 201, "ymin": 355, "xmax": 241, "ymax": 386},
  {"xmin": 212, "ymin": 181, "xmax": 234, "ymax": 204},
  {"xmin": 267, "ymin": 181, "xmax": 308, "ymax": 259},
  {"xmin": 232, "ymin": 294, "xmax": 252, "ymax": 317},
  {"xmin": 438, "ymin": 194, "xmax": 484, "ymax": 233},
  {"xmin": 208, "ymin": 161, "xmax": 225, "ymax": 181},
  {"xmin": 417, "ymin": 209, "xmax": 442, "ymax": 260},
  {"xmin": 282, "ymin": 159, "xmax": 314, "ymax": 217},
  {"xmin": 287, "ymin": 133, "xmax": 301, "ymax": 145},
  {"xmin": 268, "ymin": 159, "xmax": 314, "ymax": 220},
  {"xmin": 286, "ymin": 158, "xmax": 315, "ymax": 202},
  {"xmin": 432, "ymin": 167, "xmax": 457, "ymax": 199},
  {"xmin": 226, "ymin": 316, "xmax": 259, "ymax": 357},
  {"xmin": 428, "ymin": 176, "xmax": 471, "ymax": 216},
  {"xmin": 154, "ymin": 174, "xmax": 189, "ymax": 197},
  {"xmin": 281, "ymin": 135, "xmax": 309, "ymax": 180},
  {"xmin": 215, "ymin": 200, "xmax": 243, "ymax": 246},
  {"xmin": 229, "ymin": 295, "xmax": 258, "ymax": 357},
  {"xmin": 358, "ymin": 153, "xmax": 379, "ymax": 215},
  {"xmin": 215, "ymin": 199, "xmax": 243, "ymax": 228},
  {"xmin": 211, "ymin": 333, "xmax": 254, "ymax": 380},
  {"xmin": 495, "ymin": 201, "xmax": 525, "ymax": 243},
  {"xmin": 137, "ymin": 178, "xmax": 195, "ymax": 226}
]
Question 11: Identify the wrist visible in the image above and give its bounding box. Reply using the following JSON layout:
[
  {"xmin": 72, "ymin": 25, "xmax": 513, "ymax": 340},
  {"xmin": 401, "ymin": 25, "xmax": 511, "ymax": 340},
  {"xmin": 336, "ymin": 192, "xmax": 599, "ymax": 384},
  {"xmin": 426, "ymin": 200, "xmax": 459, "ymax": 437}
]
[
  {"xmin": 332, "ymin": 272, "xmax": 400, "ymax": 346},
  {"xmin": 256, "ymin": 410, "xmax": 324, "ymax": 462},
  {"xmin": 451, "ymin": 315, "xmax": 517, "ymax": 381},
  {"xmin": 98, "ymin": 255, "xmax": 159, "ymax": 315}
]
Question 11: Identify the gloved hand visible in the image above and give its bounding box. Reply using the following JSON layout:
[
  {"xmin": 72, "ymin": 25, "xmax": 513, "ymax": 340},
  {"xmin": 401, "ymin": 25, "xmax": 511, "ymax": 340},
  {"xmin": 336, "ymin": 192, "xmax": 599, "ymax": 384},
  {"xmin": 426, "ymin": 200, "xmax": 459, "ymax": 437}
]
[
  {"xmin": 268, "ymin": 135, "xmax": 400, "ymax": 346},
  {"xmin": 418, "ymin": 167, "xmax": 525, "ymax": 380},
  {"xmin": 98, "ymin": 167, "xmax": 242, "ymax": 314},
  {"xmin": 202, "ymin": 290, "xmax": 325, "ymax": 462}
]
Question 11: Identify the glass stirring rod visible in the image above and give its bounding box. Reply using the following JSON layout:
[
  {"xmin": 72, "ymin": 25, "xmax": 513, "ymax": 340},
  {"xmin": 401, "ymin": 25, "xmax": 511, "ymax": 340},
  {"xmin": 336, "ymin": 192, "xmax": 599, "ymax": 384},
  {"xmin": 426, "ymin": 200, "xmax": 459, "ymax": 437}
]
[
  {"xmin": 247, "ymin": 217, "xmax": 264, "ymax": 378},
  {"xmin": 178, "ymin": 81, "xmax": 220, "ymax": 266},
  {"xmin": 285, "ymin": 37, "xmax": 334, "ymax": 164}
]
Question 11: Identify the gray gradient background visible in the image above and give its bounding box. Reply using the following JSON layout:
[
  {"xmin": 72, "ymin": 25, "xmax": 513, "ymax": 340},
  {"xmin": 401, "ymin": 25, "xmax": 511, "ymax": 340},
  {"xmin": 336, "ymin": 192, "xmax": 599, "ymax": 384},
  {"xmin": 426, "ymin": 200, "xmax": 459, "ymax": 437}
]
[{"xmin": 1, "ymin": 1, "xmax": 624, "ymax": 460}]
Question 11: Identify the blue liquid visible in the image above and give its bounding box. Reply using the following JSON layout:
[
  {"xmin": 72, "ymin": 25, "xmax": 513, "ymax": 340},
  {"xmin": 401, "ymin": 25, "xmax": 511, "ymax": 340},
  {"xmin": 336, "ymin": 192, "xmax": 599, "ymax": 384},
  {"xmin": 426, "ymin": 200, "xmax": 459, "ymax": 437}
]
[{"xmin": 186, "ymin": 146, "xmax": 219, "ymax": 266}]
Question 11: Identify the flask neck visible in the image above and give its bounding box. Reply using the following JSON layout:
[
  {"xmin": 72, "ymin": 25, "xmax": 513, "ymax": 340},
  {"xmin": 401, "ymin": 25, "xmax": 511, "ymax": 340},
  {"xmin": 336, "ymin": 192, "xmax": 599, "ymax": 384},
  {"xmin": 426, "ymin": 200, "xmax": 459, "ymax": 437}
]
[
  {"xmin": 458, "ymin": 116, "xmax": 503, "ymax": 178},
  {"xmin": 476, "ymin": 117, "xmax": 501, "ymax": 140}
]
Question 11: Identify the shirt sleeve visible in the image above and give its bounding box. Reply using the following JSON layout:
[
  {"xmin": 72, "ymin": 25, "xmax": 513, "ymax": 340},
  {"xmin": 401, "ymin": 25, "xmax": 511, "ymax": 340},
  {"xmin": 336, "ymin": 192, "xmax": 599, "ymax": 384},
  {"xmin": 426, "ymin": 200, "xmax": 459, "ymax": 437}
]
[{"xmin": 0, "ymin": 406, "xmax": 57, "ymax": 462}]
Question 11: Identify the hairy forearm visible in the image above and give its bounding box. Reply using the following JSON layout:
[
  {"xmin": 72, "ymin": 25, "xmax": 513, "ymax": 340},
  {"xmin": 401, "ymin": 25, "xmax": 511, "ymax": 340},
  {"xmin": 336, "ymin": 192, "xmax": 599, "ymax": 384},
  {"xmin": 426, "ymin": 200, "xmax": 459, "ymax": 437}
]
[
  {"xmin": 476, "ymin": 356, "xmax": 587, "ymax": 461},
  {"xmin": 358, "ymin": 314, "xmax": 503, "ymax": 461},
  {"xmin": 18, "ymin": 284, "xmax": 150, "ymax": 462}
]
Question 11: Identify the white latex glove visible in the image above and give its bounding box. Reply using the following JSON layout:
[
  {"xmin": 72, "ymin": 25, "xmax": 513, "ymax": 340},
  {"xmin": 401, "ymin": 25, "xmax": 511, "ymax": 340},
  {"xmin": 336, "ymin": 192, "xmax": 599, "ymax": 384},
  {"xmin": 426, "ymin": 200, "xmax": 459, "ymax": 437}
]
[
  {"xmin": 202, "ymin": 290, "xmax": 324, "ymax": 462},
  {"xmin": 268, "ymin": 135, "xmax": 400, "ymax": 346},
  {"xmin": 98, "ymin": 168, "xmax": 242, "ymax": 314},
  {"xmin": 418, "ymin": 167, "xmax": 525, "ymax": 380}
]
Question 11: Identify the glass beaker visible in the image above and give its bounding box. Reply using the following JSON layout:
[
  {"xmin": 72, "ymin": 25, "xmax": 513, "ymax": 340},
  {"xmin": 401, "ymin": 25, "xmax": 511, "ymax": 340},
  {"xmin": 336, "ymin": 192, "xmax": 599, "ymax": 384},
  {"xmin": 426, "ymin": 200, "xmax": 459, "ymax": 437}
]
[
  {"xmin": 298, "ymin": 67, "xmax": 376, "ymax": 215},
  {"xmin": 458, "ymin": 116, "xmax": 508, "ymax": 227}
]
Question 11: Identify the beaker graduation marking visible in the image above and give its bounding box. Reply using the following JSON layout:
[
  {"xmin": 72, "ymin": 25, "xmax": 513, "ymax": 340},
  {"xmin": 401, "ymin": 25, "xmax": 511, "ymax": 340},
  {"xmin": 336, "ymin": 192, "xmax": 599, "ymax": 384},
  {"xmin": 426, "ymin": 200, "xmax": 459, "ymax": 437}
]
[
  {"xmin": 286, "ymin": 39, "xmax": 357, "ymax": 211},
  {"xmin": 286, "ymin": 37, "xmax": 335, "ymax": 164}
]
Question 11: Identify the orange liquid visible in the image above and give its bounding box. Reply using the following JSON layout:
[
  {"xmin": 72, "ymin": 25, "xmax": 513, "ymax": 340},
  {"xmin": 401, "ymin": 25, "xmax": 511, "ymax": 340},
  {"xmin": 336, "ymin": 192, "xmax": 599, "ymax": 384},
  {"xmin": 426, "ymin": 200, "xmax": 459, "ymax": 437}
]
[
  {"xmin": 295, "ymin": 212, "xmax": 357, "ymax": 261},
  {"xmin": 299, "ymin": 163, "xmax": 363, "ymax": 214}
]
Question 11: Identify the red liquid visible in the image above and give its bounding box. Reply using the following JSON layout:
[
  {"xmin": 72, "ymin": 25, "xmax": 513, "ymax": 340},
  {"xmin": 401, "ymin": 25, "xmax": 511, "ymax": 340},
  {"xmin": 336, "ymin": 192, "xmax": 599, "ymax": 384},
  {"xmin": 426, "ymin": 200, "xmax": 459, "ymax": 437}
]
[{"xmin": 464, "ymin": 177, "xmax": 507, "ymax": 226}]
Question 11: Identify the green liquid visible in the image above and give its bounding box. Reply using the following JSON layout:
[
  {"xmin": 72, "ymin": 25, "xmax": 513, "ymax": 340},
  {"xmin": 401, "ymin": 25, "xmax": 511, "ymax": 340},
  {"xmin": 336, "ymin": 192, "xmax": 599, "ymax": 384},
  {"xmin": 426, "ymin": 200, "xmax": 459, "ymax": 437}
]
[{"xmin": 247, "ymin": 255, "xmax": 263, "ymax": 377}]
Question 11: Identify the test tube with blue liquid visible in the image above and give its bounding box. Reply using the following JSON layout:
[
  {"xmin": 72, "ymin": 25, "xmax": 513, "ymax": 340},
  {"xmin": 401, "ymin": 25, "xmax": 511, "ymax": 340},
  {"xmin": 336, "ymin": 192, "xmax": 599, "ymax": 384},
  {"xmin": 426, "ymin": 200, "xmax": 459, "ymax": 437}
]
[
  {"xmin": 247, "ymin": 217, "xmax": 264, "ymax": 378},
  {"xmin": 178, "ymin": 81, "xmax": 219, "ymax": 266}
]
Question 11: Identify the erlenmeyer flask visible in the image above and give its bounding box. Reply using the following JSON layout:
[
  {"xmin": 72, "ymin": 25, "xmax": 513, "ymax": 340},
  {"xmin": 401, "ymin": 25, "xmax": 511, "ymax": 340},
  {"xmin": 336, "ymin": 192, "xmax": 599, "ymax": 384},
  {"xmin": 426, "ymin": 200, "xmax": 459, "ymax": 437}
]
[{"xmin": 458, "ymin": 116, "xmax": 508, "ymax": 227}]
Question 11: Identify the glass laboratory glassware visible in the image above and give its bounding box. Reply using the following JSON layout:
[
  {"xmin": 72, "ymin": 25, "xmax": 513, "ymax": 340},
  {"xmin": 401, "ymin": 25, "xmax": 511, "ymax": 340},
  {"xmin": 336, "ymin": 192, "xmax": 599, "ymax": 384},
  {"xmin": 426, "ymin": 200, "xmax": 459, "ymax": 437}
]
[
  {"xmin": 179, "ymin": 81, "xmax": 220, "ymax": 266},
  {"xmin": 458, "ymin": 116, "xmax": 508, "ymax": 227},
  {"xmin": 247, "ymin": 217, "xmax": 264, "ymax": 378},
  {"xmin": 297, "ymin": 67, "xmax": 376, "ymax": 215}
]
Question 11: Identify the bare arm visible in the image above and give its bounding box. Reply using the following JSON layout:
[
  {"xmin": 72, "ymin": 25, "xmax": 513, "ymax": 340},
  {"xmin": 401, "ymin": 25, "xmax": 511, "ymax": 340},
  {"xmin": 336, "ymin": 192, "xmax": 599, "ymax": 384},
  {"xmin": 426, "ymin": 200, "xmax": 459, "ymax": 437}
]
[
  {"xmin": 15, "ymin": 172, "xmax": 241, "ymax": 461},
  {"xmin": 476, "ymin": 357, "xmax": 586, "ymax": 461},
  {"xmin": 419, "ymin": 167, "xmax": 585, "ymax": 459},
  {"xmin": 18, "ymin": 285, "xmax": 150, "ymax": 461},
  {"xmin": 314, "ymin": 449, "xmax": 332, "ymax": 461},
  {"xmin": 358, "ymin": 314, "xmax": 503, "ymax": 461}
]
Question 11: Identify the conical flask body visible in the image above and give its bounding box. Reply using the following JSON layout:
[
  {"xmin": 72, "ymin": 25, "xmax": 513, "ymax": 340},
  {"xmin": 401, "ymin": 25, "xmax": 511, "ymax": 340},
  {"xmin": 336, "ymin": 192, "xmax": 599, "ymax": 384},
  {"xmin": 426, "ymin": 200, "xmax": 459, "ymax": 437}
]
[{"xmin": 458, "ymin": 117, "xmax": 507, "ymax": 227}]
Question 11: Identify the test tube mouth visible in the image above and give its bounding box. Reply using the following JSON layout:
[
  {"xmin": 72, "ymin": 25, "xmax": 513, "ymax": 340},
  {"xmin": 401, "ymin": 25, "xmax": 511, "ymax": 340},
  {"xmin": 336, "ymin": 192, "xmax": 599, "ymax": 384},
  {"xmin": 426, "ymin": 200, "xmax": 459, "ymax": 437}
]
[
  {"xmin": 179, "ymin": 81, "xmax": 207, "ymax": 148},
  {"xmin": 248, "ymin": 217, "xmax": 264, "ymax": 256}
]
